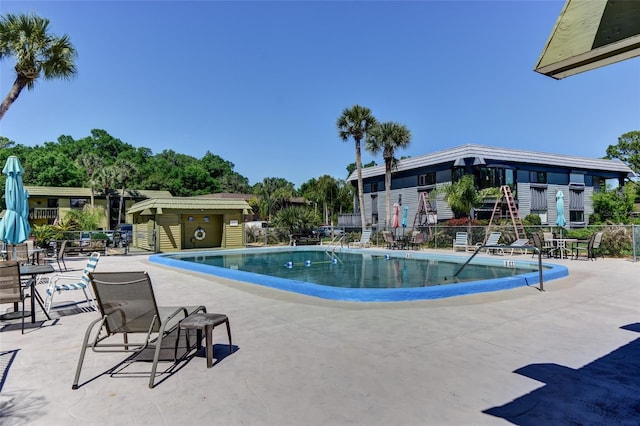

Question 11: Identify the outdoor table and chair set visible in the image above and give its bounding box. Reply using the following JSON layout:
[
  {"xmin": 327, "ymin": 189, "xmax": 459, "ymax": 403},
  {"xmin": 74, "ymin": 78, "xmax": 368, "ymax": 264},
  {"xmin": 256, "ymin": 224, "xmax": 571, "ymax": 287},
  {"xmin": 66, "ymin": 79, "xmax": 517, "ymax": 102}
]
[
  {"xmin": 1, "ymin": 242, "xmax": 234, "ymax": 389},
  {"xmin": 536, "ymin": 231, "xmax": 604, "ymax": 260}
]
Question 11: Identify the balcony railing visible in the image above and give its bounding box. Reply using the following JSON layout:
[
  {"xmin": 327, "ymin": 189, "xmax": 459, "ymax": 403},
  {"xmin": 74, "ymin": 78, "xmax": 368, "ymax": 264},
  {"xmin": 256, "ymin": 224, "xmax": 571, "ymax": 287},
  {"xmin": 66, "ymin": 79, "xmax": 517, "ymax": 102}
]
[{"xmin": 30, "ymin": 208, "xmax": 58, "ymax": 220}]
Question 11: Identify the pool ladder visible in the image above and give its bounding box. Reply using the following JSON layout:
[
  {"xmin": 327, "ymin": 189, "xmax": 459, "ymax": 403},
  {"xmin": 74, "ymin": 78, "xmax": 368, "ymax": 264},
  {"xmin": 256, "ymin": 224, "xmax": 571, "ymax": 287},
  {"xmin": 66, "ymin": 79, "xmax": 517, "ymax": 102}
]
[{"xmin": 324, "ymin": 235, "xmax": 346, "ymax": 264}]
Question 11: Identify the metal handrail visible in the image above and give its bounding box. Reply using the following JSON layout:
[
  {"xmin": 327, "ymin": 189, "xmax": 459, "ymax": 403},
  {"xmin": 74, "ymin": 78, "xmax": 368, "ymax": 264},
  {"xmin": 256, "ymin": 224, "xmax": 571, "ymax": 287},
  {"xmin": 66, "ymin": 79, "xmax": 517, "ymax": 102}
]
[
  {"xmin": 453, "ymin": 244, "xmax": 544, "ymax": 292},
  {"xmin": 324, "ymin": 235, "xmax": 346, "ymax": 264}
]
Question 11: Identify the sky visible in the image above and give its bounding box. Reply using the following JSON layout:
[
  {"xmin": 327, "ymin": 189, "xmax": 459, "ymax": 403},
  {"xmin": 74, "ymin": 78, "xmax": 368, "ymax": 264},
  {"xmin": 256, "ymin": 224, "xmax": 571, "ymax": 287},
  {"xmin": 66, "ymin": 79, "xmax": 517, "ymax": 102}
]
[{"xmin": 1, "ymin": 1, "xmax": 639, "ymax": 188}]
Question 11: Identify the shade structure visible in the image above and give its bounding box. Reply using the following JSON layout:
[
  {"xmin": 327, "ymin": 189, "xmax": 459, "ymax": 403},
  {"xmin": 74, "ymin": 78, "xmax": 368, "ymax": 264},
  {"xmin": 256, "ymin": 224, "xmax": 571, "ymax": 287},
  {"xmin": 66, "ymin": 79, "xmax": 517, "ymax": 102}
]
[
  {"xmin": 0, "ymin": 156, "xmax": 31, "ymax": 245},
  {"xmin": 555, "ymin": 190, "xmax": 567, "ymax": 228}
]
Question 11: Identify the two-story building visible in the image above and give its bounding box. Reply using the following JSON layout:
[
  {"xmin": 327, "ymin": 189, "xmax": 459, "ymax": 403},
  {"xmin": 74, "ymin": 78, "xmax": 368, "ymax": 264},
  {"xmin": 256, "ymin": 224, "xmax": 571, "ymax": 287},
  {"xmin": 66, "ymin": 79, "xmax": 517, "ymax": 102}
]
[
  {"xmin": 342, "ymin": 144, "xmax": 635, "ymax": 229},
  {"xmin": 25, "ymin": 186, "xmax": 172, "ymax": 230}
]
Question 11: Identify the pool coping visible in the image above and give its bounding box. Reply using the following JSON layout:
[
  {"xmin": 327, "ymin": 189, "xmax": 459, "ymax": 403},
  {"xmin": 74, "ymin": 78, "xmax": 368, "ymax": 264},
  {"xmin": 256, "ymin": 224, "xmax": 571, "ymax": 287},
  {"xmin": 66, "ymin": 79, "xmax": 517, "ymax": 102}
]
[{"xmin": 149, "ymin": 247, "xmax": 569, "ymax": 302}]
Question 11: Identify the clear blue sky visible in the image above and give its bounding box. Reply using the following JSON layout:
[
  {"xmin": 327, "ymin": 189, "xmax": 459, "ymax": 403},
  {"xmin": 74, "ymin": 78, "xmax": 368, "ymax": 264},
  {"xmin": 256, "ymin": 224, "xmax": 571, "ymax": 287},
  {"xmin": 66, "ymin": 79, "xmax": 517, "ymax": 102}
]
[{"xmin": 1, "ymin": 1, "xmax": 639, "ymax": 188}]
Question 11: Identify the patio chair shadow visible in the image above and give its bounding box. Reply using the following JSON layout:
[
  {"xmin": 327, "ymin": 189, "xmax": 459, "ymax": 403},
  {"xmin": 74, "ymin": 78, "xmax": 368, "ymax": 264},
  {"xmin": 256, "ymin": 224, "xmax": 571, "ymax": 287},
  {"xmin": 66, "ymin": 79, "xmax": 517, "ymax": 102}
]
[
  {"xmin": 0, "ymin": 350, "xmax": 48, "ymax": 423},
  {"xmin": 0, "ymin": 319, "xmax": 58, "ymax": 334},
  {"xmin": 48, "ymin": 302, "xmax": 96, "ymax": 317},
  {"xmin": 483, "ymin": 323, "xmax": 640, "ymax": 425},
  {"xmin": 73, "ymin": 328, "xmax": 238, "ymax": 389},
  {"xmin": 0, "ymin": 389, "xmax": 47, "ymax": 424},
  {"xmin": 0, "ymin": 349, "xmax": 19, "ymax": 392}
]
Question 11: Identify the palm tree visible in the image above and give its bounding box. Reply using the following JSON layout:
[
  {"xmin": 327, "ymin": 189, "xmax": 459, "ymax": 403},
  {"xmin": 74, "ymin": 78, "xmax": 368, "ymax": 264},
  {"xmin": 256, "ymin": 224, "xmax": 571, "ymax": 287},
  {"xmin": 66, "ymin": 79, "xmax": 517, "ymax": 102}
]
[
  {"xmin": 252, "ymin": 177, "xmax": 296, "ymax": 222},
  {"xmin": 316, "ymin": 175, "xmax": 339, "ymax": 225},
  {"xmin": 77, "ymin": 153, "xmax": 104, "ymax": 208},
  {"xmin": 0, "ymin": 13, "xmax": 77, "ymax": 121},
  {"xmin": 337, "ymin": 105, "xmax": 377, "ymax": 231},
  {"xmin": 366, "ymin": 121, "xmax": 412, "ymax": 230},
  {"xmin": 95, "ymin": 166, "xmax": 118, "ymax": 229},
  {"xmin": 444, "ymin": 175, "xmax": 500, "ymax": 232},
  {"xmin": 113, "ymin": 158, "xmax": 138, "ymax": 226}
]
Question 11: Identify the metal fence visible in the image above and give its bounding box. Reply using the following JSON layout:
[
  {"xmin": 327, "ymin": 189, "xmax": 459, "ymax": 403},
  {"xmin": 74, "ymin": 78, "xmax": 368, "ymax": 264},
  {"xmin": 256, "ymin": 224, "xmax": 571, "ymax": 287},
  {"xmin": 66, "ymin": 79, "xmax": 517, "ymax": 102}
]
[{"xmin": 247, "ymin": 224, "xmax": 640, "ymax": 261}]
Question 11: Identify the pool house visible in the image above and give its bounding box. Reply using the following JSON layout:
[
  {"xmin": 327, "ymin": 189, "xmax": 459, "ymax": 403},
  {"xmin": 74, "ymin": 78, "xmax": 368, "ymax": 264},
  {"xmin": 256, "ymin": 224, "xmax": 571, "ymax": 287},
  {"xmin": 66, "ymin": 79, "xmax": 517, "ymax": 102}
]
[{"xmin": 127, "ymin": 197, "xmax": 252, "ymax": 252}]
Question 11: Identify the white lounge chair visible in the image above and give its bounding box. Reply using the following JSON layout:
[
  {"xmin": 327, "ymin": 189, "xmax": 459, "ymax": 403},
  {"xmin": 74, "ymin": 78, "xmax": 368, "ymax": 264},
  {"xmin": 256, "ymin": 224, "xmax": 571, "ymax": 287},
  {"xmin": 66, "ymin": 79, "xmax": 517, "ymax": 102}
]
[
  {"xmin": 349, "ymin": 229, "xmax": 372, "ymax": 248},
  {"xmin": 507, "ymin": 238, "xmax": 530, "ymax": 255},
  {"xmin": 44, "ymin": 252, "xmax": 100, "ymax": 313},
  {"xmin": 452, "ymin": 232, "xmax": 472, "ymax": 252},
  {"xmin": 478, "ymin": 232, "xmax": 504, "ymax": 255}
]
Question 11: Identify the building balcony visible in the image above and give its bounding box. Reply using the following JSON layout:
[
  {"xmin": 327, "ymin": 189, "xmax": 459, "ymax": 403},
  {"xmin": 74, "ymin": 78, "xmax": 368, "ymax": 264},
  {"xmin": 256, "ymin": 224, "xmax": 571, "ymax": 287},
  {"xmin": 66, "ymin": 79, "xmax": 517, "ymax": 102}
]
[{"xmin": 30, "ymin": 208, "xmax": 58, "ymax": 220}]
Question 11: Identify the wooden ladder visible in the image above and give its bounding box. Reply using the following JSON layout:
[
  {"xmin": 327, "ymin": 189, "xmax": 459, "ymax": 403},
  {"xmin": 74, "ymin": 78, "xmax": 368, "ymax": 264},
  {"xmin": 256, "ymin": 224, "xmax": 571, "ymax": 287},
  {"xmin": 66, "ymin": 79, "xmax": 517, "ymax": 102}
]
[
  {"xmin": 413, "ymin": 192, "xmax": 437, "ymax": 234},
  {"xmin": 487, "ymin": 185, "xmax": 526, "ymax": 240}
]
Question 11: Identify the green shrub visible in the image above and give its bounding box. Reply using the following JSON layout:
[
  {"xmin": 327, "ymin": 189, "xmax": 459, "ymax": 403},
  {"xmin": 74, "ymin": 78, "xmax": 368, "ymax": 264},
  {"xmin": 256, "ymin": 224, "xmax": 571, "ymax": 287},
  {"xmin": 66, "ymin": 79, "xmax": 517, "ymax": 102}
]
[
  {"xmin": 601, "ymin": 226, "xmax": 632, "ymax": 257},
  {"xmin": 523, "ymin": 214, "xmax": 541, "ymax": 225}
]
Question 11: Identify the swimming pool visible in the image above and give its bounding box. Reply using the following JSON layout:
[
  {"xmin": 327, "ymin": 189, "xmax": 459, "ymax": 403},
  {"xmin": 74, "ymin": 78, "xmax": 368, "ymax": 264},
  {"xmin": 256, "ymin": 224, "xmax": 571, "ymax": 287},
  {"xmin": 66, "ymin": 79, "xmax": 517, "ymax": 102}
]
[{"xmin": 150, "ymin": 247, "xmax": 568, "ymax": 302}]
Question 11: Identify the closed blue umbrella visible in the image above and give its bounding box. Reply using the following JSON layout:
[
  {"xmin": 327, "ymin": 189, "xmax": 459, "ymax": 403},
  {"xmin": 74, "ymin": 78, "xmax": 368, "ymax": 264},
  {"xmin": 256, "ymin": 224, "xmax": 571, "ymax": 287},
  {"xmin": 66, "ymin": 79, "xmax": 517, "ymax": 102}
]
[
  {"xmin": 0, "ymin": 156, "xmax": 31, "ymax": 245},
  {"xmin": 401, "ymin": 205, "xmax": 409, "ymax": 236},
  {"xmin": 555, "ymin": 190, "xmax": 566, "ymax": 228}
]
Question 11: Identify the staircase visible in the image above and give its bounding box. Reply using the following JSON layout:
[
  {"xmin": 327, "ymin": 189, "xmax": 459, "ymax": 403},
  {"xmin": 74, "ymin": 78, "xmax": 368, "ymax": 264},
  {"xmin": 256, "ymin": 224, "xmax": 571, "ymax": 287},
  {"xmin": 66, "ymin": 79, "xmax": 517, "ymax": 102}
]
[{"xmin": 487, "ymin": 185, "xmax": 526, "ymax": 240}]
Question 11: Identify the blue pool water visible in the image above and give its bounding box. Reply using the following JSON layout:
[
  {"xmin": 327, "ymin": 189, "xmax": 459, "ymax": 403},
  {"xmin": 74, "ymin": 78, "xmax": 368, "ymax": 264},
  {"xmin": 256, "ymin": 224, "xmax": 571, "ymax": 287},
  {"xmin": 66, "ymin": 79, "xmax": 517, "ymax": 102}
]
[{"xmin": 150, "ymin": 247, "xmax": 568, "ymax": 302}]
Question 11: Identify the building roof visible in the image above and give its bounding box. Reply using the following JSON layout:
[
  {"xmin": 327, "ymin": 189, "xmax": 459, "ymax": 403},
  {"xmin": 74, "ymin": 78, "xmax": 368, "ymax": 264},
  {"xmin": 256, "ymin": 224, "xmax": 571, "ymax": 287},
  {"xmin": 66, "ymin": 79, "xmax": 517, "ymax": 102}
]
[
  {"xmin": 193, "ymin": 193, "xmax": 255, "ymax": 201},
  {"xmin": 24, "ymin": 186, "xmax": 173, "ymax": 199},
  {"xmin": 193, "ymin": 193, "xmax": 308, "ymax": 205},
  {"xmin": 347, "ymin": 144, "xmax": 635, "ymax": 182},
  {"xmin": 128, "ymin": 197, "xmax": 252, "ymax": 215}
]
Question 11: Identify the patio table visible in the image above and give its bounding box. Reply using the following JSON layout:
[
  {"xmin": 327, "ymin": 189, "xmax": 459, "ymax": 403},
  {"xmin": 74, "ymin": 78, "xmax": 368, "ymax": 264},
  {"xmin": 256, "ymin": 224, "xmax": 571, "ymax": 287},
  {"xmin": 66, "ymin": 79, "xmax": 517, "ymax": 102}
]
[
  {"xmin": 19, "ymin": 264, "xmax": 54, "ymax": 323},
  {"xmin": 550, "ymin": 238, "xmax": 577, "ymax": 259}
]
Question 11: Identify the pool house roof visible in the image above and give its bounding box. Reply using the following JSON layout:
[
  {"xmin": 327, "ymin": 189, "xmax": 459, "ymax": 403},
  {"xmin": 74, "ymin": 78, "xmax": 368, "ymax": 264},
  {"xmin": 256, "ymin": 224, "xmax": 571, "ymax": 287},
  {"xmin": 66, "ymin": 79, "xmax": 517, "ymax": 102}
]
[{"xmin": 128, "ymin": 197, "xmax": 252, "ymax": 215}]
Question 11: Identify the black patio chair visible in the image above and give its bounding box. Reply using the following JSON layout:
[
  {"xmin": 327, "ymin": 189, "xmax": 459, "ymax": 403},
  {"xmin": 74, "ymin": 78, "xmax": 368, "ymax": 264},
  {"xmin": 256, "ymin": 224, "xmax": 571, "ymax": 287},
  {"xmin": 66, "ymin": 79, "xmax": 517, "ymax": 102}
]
[{"xmin": 0, "ymin": 261, "xmax": 29, "ymax": 333}]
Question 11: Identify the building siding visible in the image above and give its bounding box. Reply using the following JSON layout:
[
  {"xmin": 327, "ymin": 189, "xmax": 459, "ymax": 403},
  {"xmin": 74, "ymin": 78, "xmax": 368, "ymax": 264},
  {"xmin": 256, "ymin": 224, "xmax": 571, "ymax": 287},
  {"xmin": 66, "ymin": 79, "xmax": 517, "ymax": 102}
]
[
  {"xmin": 158, "ymin": 213, "xmax": 182, "ymax": 252},
  {"xmin": 224, "ymin": 222, "xmax": 244, "ymax": 248}
]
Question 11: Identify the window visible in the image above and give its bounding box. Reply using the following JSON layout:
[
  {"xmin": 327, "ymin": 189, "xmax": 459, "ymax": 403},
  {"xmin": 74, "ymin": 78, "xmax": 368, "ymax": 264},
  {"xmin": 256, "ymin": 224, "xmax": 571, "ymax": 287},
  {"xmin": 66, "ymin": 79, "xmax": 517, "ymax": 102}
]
[
  {"xmin": 47, "ymin": 198, "xmax": 59, "ymax": 208},
  {"xmin": 569, "ymin": 173, "xmax": 585, "ymax": 184},
  {"xmin": 452, "ymin": 168, "xmax": 465, "ymax": 182},
  {"xmin": 418, "ymin": 172, "xmax": 436, "ymax": 187},
  {"xmin": 530, "ymin": 186, "xmax": 548, "ymax": 223},
  {"xmin": 570, "ymin": 210, "xmax": 584, "ymax": 222},
  {"xmin": 474, "ymin": 167, "xmax": 514, "ymax": 190},
  {"xmin": 70, "ymin": 198, "xmax": 88, "ymax": 209},
  {"xmin": 569, "ymin": 187, "xmax": 585, "ymax": 223},
  {"xmin": 530, "ymin": 172, "xmax": 547, "ymax": 184},
  {"xmin": 530, "ymin": 187, "xmax": 547, "ymax": 211}
]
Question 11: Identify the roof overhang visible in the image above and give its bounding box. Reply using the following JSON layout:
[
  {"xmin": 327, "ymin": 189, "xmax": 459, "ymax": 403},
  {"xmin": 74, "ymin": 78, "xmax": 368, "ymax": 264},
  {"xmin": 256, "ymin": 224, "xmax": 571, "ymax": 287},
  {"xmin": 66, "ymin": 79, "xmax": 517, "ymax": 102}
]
[
  {"xmin": 535, "ymin": 0, "xmax": 640, "ymax": 79},
  {"xmin": 128, "ymin": 197, "xmax": 252, "ymax": 215}
]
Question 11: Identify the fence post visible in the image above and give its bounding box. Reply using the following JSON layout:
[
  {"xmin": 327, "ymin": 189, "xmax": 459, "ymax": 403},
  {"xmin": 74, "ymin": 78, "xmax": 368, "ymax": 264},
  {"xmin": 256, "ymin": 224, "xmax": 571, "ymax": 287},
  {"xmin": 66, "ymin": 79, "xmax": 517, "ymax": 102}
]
[{"xmin": 633, "ymin": 225, "xmax": 638, "ymax": 263}]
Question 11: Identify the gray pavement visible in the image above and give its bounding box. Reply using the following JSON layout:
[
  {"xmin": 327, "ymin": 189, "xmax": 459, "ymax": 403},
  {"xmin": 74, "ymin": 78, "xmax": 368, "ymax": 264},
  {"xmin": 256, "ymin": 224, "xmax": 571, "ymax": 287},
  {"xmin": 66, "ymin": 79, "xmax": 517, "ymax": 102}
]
[{"xmin": 1, "ymin": 250, "xmax": 638, "ymax": 425}]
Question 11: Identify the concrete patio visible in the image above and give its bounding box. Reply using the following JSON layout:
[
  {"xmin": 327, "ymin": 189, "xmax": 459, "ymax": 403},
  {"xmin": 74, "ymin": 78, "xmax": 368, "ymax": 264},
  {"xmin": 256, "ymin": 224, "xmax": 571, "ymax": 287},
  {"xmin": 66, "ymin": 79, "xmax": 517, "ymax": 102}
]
[{"xmin": 1, "ymin": 250, "xmax": 638, "ymax": 425}]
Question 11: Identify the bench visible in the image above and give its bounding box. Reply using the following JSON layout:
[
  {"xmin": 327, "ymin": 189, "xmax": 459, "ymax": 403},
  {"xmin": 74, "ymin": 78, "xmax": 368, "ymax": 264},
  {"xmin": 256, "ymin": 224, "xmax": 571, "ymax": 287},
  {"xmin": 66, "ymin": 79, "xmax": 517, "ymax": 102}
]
[
  {"xmin": 65, "ymin": 240, "xmax": 107, "ymax": 256},
  {"xmin": 290, "ymin": 234, "xmax": 320, "ymax": 246}
]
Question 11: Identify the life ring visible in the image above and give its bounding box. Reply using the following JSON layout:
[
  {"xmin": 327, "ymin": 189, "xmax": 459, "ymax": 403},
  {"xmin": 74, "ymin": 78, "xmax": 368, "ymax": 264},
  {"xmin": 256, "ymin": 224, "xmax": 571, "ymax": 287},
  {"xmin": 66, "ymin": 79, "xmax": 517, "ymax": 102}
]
[{"xmin": 194, "ymin": 227, "xmax": 206, "ymax": 241}]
